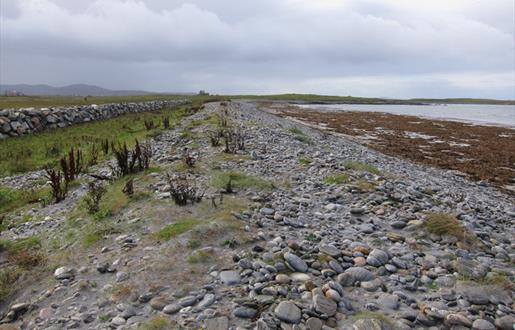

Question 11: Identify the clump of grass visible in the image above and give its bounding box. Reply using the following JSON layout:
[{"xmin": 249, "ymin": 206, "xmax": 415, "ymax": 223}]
[
  {"xmin": 0, "ymin": 268, "xmax": 19, "ymax": 303},
  {"xmin": 424, "ymin": 213, "xmax": 477, "ymax": 246},
  {"xmin": 92, "ymin": 176, "xmax": 149, "ymax": 219},
  {"xmin": 138, "ymin": 317, "xmax": 170, "ymax": 330},
  {"xmin": 288, "ymin": 127, "xmax": 304, "ymax": 135},
  {"xmin": 288, "ymin": 127, "xmax": 312, "ymax": 144},
  {"xmin": 155, "ymin": 218, "xmax": 201, "ymax": 241},
  {"xmin": 83, "ymin": 224, "xmax": 118, "ymax": 248},
  {"xmin": 324, "ymin": 173, "xmax": 349, "ymax": 185},
  {"xmin": 0, "ymin": 235, "xmax": 41, "ymax": 253},
  {"xmin": 298, "ymin": 158, "xmax": 311, "ymax": 166},
  {"xmin": 351, "ymin": 179, "xmax": 377, "ymax": 192},
  {"xmin": 110, "ymin": 283, "xmax": 133, "ymax": 301},
  {"xmin": 0, "ymin": 186, "xmax": 50, "ymax": 218},
  {"xmin": 187, "ymin": 239, "xmax": 201, "ymax": 249},
  {"xmin": 187, "ymin": 249, "xmax": 214, "ymax": 264},
  {"xmin": 211, "ymin": 171, "xmax": 273, "ymax": 191},
  {"xmin": 343, "ymin": 160, "xmax": 380, "ymax": 175}
]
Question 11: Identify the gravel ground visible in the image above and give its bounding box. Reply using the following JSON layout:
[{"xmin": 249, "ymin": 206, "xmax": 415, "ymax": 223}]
[{"xmin": 0, "ymin": 100, "xmax": 513, "ymax": 330}]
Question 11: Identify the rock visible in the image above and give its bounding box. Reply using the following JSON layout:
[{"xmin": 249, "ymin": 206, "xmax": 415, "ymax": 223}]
[
  {"xmin": 495, "ymin": 315, "xmax": 515, "ymax": 330},
  {"xmin": 198, "ymin": 293, "xmax": 215, "ymax": 309},
  {"xmin": 378, "ymin": 293, "xmax": 399, "ymax": 310},
  {"xmin": 276, "ymin": 274, "xmax": 290, "ymax": 284},
  {"xmin": 290, "ymin": 273, "xmax": 311, "ymax": 282},
  {"xmin": 306, "ymin": 317, "xmax": 323, "ymax": 330},
  {"xmin": 360, "ymin": 278, "xmax": 382, "ymax": 292},
  {"xmin": 115, "ymin": 271, "xmax": 129, "ymax": 282},
  {"xmin": 111, "ymin": 316, "xmax": 126, "ymax": 327},
  {"xmin": 350, "ymin": 207, "xmax": 365, "ymax": 215},
  {"xmin": 358, "ymin": 224, "xmax": 374, "ymax": 234},
  {"xmin": 319, "ymin": 244, "xmax": 341, "ymax": 257},
  {"xmin": 54, "ymin": 266, "xmax": 75, "ymax": 280},
  {"xmin": 313, "ymin": 293, "xmax": 337, "ymax": 316},
  {"xmin": 391, "ymin": 221, "xmax": 407, "ymax": 229},
  {"xmin": 445, "ymin": 314, "xmax": 472, "ymax": 327},
  {"xmin": 233, "ymin": 307, "xmax": 257, "ymax": 319},
  {"xmin": 353, "ymin": 318, "xmax": 382, "ymax": 330},
  {"xmin": 220, "ymin": 270, "xmax": 241, "ymax": 285},
  {"xmin": 261, "ymin": 208, "xmax": 275, "ymax": 216},
  {"xmin": 10, "ymin": 303, "xmax": 29, "ymax": 313},
  {"xmin": 179, "ymin": 295, "xmax": 198, "ymax": 307},
  {"xmin": 163, "ymin": 304, "xmax": 181, "ymax": 314},
  {"xmin": 464, "ymin": 287, "xmax": 489, "ymax": 305},
  {"xmin": 366, "ymin": 249, "xmax": 389, "ymax": 266},
  {"xmin": 284, "ymin": 252, "xmax": 308, "ymax": 272},
  {"xmin": 274, "ymin": 301, "xmax": 301, "ymax": 324},
  {"xmin": 149, "ymin": 297, "xmax": 167, "ymax": 311},
  {"xmin": 472, "ymin": 319, "xmax": 495, "ymax": 330},
  {"xmin": 337, "ymin": 267, "xmax": 375, "ymax": 286},
  {"xmin": 204, "ymin": 316, "xmax": 229, "ymax": 330}
]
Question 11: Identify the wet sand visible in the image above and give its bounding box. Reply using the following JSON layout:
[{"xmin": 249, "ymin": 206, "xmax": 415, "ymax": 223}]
[{"xmin": 262, "ymin": 102, "xmax": 515, "ymax": 191}]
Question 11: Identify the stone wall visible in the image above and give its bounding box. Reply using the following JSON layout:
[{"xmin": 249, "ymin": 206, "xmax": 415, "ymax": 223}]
[{"xmin": 0, "ymin": 100, "xmax": 190, "ymax": 139}]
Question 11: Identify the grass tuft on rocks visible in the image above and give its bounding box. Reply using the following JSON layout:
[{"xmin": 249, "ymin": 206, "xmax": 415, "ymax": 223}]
[
  {"xmin": 137, "ymin": 317, "xmax": 170, "ymax": 330},
  {"xmin": 0, "ymin": 187, "xmax": 50, "ymax": 219},
  {"xmin": 0, "ymin": 269, "xmax": 18, "ymax": 303},
  {"xmin": 155, "ymin": 218, "xmax": 201, "ymax": 241},
  {"xmin": 324, "ymin": 173, "xmax": 349, "ymax": 185},
  {"xmin": 187, "ymin": 249, "xmax": 214, "ymax": 264},
  {"xmin": 423, "ymin": 213, "xmax": 478, "ymax": 247},
  {"xmin": 211, "ymin": 171, "xmax": 273, "ymax": 191},
  {"xmin": 343, "ymin": 160, "xmax": 381, "ymax": 175}
]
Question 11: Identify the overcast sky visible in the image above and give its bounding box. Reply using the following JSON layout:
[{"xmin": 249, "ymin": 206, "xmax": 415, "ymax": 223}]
[{"xmin": 1, "ymin": 0, "xmax": 514, "ymax": 98}]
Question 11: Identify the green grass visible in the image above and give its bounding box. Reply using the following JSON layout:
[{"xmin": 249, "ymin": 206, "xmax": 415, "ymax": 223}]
[
  {"xmin": 211, "ymin": 171, "xmax": 273, "ymax": 191},
  {"xmin": 298, "ymin": 158, "xmax": 312, "ymax": 166},
  {"xmin": 137, "ymin": 317, "xmax": 171, "ymax": 330},
  {"xmin": 423, "ymin": 213, "xmax": 478, "ymax": 247},
  {"xmin": 0, "ymin": 94, "xmax": 223, "ymax": 110},
  {"xmin": 90, "ymin": 176, "xmax": 149, "ymax": 220},
  {"xmin": 343, "ymin": 160, "xmax": 381, "ymax": 175},
  {"xmin": 0, "ymin": 268, "xmax": 18, "ymax": 303},
  {"xmin": 83, "ymin": 223, "xmax": 118, "ymax": 248},
  {"xmin": 155, "ymin": 218, "xmax": 201, "ymax": 241},
  {"xmin": 324, "ymin": 173, "xmax": 349, "ymax": 185},
  {"xmin": 229, "ymin": 94, "xmax": 514, "ymax": 105},
  {"xmin": 0, "ymin": 186, "xmax": 50, "ymax": 219},
  {"xmin": 0, "ymin": 235, "xmax": 42, "ymax": 254},
  {"xmin": 0, "ymin": 187, "xmax": 50, "ymax": 219},
  {"xmin": 288, "ymin": 127, "xmax": 312, "ymax": 144},
  {"xmin": 0, "ymin": 105, "xmax": 190, "ymax": 177}
]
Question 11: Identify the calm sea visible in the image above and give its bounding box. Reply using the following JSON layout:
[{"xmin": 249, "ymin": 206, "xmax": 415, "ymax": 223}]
[{"xmin": 297, "ymin": 103, "xmax": 515, "ymax": 128}]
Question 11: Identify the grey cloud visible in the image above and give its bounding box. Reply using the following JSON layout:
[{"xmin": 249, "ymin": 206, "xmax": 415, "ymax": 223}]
[{"xmin": 0, "ymin": 0, "xmax": 513, "ymax": 98}]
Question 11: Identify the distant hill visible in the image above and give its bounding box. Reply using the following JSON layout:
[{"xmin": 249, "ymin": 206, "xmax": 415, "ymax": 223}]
[{"xmin": 0, "ymin": 84, "xmax": 151, "ymax": 96}]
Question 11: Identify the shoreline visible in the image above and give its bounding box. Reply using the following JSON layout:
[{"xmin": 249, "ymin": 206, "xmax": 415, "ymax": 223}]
[{"xmin": 261, "ymin": 102, "xmax": 515, "ymax": 192}]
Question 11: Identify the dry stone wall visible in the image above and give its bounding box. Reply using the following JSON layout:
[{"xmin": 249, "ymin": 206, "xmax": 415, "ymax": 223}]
[{"xmin": 0, "ymin": 100, "xmax": 190, "ymax": 139}]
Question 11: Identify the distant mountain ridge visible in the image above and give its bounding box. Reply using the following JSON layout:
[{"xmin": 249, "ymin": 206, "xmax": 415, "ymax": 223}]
[{"xmin": 0, "ymin": 84, "xmax": 151, "ymax": 96}]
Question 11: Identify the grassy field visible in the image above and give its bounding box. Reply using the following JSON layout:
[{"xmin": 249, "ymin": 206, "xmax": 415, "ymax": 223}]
[
  {"xmin": 411, "ymin": 98, "xmax": 515, "ymax": 105},
  {"xmin": 0, "ymin": 105, "xmax": 190, "ymax": 177},
  {"xmin": 1, "ymin": 93, "xmax": 512, "ymax": 109},
  {"xmin": 0, "ymin": 94, "xmax": 223, "ymax": 109},
  {"xmin": 230, "ymin": 94, "xmax": 515, "ymax": 105}
]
